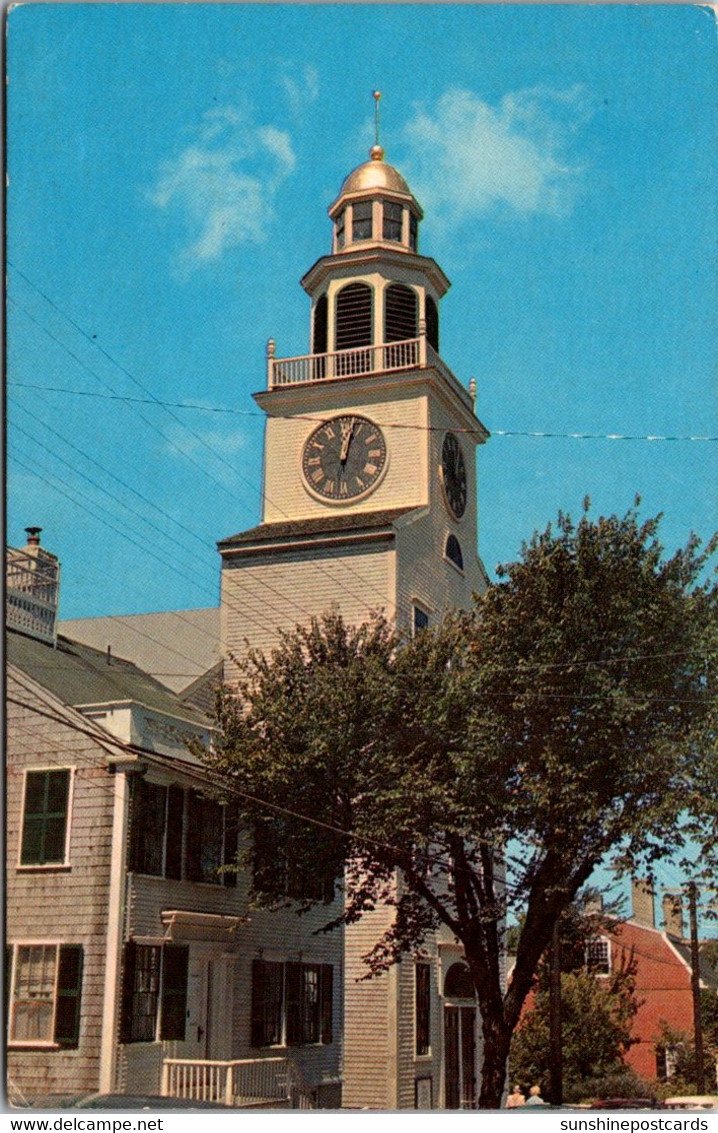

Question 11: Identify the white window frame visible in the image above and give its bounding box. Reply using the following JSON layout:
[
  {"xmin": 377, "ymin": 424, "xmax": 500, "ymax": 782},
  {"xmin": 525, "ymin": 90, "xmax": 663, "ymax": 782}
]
[
  {"xmin": 8, "ymin": 941, "xmax": 61, "ymax": 1048},
  {"xmin": 585, "ymin": 936, "xmax": 611, "ymax": 976},
  {"xmin": 17, "ymin": 765, "xmax": 75, "ymax": 870},
  {"xmin": 412, "ymin": 602, "xmax": 431, "ymax": 637}
]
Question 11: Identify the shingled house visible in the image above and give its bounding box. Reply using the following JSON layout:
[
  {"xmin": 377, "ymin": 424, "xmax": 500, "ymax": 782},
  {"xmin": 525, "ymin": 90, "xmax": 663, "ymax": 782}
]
[{"xmin": 6, "ymin": 530, "xmax": 343, "ymax": 1108}]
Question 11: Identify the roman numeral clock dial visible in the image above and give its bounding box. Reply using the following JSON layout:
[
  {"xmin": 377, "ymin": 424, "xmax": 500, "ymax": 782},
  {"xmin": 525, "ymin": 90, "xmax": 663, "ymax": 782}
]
[
  {"xmin": 441, "ymin": 431, "xmax": 467, "ymax": 519},
  {"xmin": 302, "ymin": 415, "xmax": 387, "ymax": 502}
]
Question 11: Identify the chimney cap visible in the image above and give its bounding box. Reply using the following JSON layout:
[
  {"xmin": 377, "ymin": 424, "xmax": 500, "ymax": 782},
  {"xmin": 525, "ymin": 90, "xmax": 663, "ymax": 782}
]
[{"xmin": 25, "ymin": 526, "xmax": 42, "ymax": 542}]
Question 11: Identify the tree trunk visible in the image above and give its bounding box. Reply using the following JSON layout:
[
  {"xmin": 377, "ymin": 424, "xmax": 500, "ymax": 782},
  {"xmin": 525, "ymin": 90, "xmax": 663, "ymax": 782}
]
[{"xmin": 478, "ymin": 1010, "xmax": 512, "ymax": 1109}]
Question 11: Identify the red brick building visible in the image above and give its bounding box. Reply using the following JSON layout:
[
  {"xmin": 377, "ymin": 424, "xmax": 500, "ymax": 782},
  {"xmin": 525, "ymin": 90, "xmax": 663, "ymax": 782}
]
[{"xmin": 594, "ymin": 883, "xmax": 718, "ymax": 1080}]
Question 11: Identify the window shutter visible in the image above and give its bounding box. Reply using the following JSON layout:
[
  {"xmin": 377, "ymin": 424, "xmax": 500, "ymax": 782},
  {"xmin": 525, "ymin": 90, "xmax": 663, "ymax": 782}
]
[
  {"xmin": 120, "ymin": 940, "xmax": 137, "ymax": 1044},
  {"xmin": 21, "ymin": 769, "xmax": 69, "ymax": 865},
  {"xmin": 320, "ymin": 964, "xmax": 333, "ymax": 1045},
  {"xmin": 223, "ymin": 803, "xmax": 238, "ymax": 887},
  {"xmin": 185, "ymin": 790, "xmax": 201, "ymax": 881},
  {"xmin": 250, "ymin": 959, "xmax": 267, "ymax": 1047},
  {"xmin": 54, "ymin": 945, "xmax": 83, "ymax": 1047},
  {"xmin": 160, "ymin": 945, "xmax": 188, "ymax": 1041},
  {"xmin": 165, "ymin": 786, "xmax": 184, "ymax": 880},
  {"xmin": 285, "ymin": 962, "xmax": 302, "ymax": 1045}
]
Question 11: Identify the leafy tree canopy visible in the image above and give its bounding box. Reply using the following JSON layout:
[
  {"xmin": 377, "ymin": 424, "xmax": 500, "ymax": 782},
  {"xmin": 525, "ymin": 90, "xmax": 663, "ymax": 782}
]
[
  {"xmin": 205, "ymin": 503, "xmax": 716, "ymax": 1107},
  {"xmin": 510, "ymin": 964, "xmax": 639, "ymax": 1097}
]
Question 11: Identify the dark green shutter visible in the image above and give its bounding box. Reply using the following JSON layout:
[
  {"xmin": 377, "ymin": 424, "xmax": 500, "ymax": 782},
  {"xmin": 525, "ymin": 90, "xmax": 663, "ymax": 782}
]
[
  {"xmin": 320, "ymin": 964, "xmax": 333, "ymax": 1045},
  {"xmin": 223, "ymin": 803, "xmax": 238, "ymax": 888},
  {"xmin": 285, "ymin": 962, "xmax": 302, "ymax": 1045},
  {"xmin": 165, "ymin": 786, "xmax": 184, "ymax": 880},
  {"xmin": 120, "ymin": 940, "xmax": 137, "ymax": 1044},
  {"xmin": 185, "ymin": 790, "xmax": 201, "ymax": 881},
  {"xmin": 21, "ymin": 770, "xmax": 69, "ymax": 865},
  {"xmin": 54, "ymin": 945, "xmax": 83, "ymax": 1047},
  {"xmin": 160, "ymin": 945, "xmax": 188, "ymax": 1041},
  {"xmin": 250, "ymin": 959, "xmax": 266, "ymax": 1047}
]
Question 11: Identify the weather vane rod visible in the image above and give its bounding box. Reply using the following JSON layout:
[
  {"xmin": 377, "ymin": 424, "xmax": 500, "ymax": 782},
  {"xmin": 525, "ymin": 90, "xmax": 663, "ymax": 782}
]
[{"xmin": 373, "ymin": 90, "xmax": 381, "ymax": 147}]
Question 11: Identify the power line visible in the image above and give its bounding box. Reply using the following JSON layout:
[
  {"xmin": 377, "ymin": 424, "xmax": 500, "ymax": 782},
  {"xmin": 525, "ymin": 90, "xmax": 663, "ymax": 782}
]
[
  {"xmin": 9, "ymin": 281, "xmax": 400, "ymax": 614},
  {"xmin": 10, "ymin": 381, "xmax": 718, "ymax": 444}
]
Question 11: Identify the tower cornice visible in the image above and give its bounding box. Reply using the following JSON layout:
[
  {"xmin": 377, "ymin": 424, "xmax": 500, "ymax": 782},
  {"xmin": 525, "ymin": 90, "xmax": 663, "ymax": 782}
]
[{"xmin": 301, "ymin": 247, "xmax": 450, "ymax": 298}]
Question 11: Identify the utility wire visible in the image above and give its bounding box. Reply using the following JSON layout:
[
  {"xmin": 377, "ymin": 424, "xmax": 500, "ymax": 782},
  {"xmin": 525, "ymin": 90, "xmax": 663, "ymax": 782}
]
[
  {"xmin": 8, "ymin": 277, "xmax": 400, "ymax": 614},
  {"xmin": 10, "ymin": 380, "xmax": 718, "ymax": 444}
]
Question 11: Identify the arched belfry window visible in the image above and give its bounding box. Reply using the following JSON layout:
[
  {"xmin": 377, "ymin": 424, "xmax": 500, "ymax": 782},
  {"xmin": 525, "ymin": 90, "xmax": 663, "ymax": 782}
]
[
  {"xmin": 313, "ymin": 295, "xmax": 328, "ymax": 355},
  {"xmin": 444, "ymin": 963, "xmax": 474, "ymax": 999},
  {"xmin": 445, "ymin": 534, "xmax": 464, "ymax": 571},
  {"xmin": 385, "ymin": 284, "xmax": 418, "ymax": 343},
  {"xmin": 425, "ymin": 296, "xmax": 439, "ymax": 352},
  {"xmin": 335, "ymin": 282, "xmax": 373, "ymax": 351}
]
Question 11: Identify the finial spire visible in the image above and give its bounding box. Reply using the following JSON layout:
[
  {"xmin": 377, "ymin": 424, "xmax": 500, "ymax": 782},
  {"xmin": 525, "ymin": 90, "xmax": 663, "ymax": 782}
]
[{"xmin": 370, "ymin": 91, "xmax": 385, "ymax": 161}]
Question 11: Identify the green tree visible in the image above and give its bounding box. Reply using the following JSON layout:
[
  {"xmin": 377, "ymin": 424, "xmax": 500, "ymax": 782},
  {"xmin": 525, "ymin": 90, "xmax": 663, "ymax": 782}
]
[
  {"xmin": 510, "ymin": 965, "xmax": 639, "ymax": 1096},
  {"xmin": 205, "ymin": 504, "xmax": 716, "ymax": 1108}
]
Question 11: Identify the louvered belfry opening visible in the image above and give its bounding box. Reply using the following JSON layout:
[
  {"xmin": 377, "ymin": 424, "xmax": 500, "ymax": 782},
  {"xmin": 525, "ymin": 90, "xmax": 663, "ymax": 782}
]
[
  {"xmin": 384, "ymin": 284, "xmax": 417, "ymax": 343},
  {"xmin": 425, "ymin": 295, "xmax": 439, "ymax": 352},
  {"xmin": 335, "ymin": 282, "xmax": 373, "ymax": 350},
  {"xmin": 335, "ymin": 281, "xmax": 373, "ymax": 375}
]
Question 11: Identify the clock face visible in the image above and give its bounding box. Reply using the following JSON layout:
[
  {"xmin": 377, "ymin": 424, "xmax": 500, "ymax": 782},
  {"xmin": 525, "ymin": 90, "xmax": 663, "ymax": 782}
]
[
  {"xmin": 441, "ymin": 432, "xmax": 467, "ymax": 519},
  {"xmin": 302, "ymin": 415, "xmax": 387, "ymax": 502}
]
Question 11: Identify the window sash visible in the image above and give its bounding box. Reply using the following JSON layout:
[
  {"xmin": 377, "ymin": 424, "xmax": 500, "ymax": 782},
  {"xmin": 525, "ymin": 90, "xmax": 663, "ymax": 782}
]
[
  {"xmin": 252, "ymin": 960, "xmax": 332, "ymax": 1048},
  {"xmin": 9, "ymin": 943, "xmax": 83, "ymax": 1047},
  {"xmin": 352, "ymin": 200, "xmax": 372, "ymax": 241}
]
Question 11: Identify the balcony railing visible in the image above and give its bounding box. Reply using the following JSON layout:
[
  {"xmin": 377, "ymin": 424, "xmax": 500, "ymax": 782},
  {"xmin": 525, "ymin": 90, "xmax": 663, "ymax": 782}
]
[
  {"xmin": 161, "ymin": 1056, "xmax": 315, "ymax": 1109},
  {"xmin": 268, "ymin": 336, "xmax": 424, "ymax": 388}
]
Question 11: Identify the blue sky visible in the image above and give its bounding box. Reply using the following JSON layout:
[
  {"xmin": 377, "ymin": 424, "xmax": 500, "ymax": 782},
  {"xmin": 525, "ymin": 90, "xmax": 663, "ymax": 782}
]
[{"xmin": 7, "ymin": 2, "xmax": 717, "ymax": 625}]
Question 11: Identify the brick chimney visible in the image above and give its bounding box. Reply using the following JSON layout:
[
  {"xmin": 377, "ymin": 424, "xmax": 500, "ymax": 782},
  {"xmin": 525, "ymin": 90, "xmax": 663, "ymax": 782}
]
[
  {"xmin": 631, "ymin": 879, "xmax": 655, "ymax": 928},
  {"xmin": 6, "ymin": 527, "xmax": 61, "ymax": 645},
  {"xmin": 662, "ymin": 892, "xmax": 685, "ymax": 938}
]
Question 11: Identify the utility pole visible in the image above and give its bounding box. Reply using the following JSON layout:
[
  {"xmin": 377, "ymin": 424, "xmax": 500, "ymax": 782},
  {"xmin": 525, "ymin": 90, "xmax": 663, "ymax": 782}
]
[
  {"xmin": 688, "ymin": 881, "xmax": 706, "ymax": 1095},
  {"xmin": 549, "ymin": 918, "xmax": 563, "ymax": 1105}
]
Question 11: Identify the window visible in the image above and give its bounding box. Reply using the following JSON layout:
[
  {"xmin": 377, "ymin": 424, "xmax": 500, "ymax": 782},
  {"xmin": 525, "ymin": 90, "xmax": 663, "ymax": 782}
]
[
  {"xmin": 444, "ymin": 962, "xmax": 474, "ymax": 999},
  {"xmin": 445, "ymin": 534, "xmax": 464, "ymax": 571},
  {"xmin": 128, "ymin": 781, "xmax": 236, "ymax": 887},
  {"xmin": 335, "ymin": 210, "xmax": 345, "ymax": 249},
  {"xmin": 352, "ymin": 200, "xmax": 372, "ymax": 241},
  {"xmin": 251, "ymin": 959, "xmax": 333, "ymax": 1048},
  {"xmin": 415, "ymin": 962, "xmax": 431, "ymax": 1056},
  {"xmin": 120, "ymin": 941, "xmax": 189, "ymax": 1043},
  {"xmin": 409, "ymin": 212, "xmax": 418, "ymax": 252},
  {"xmin": 129, "ymin": 779, "xmax": 167, "ymax": 876},
  {"xmin": 383, "ymin": 200, "xmax": 403, "ymax": 242},
  {"xmin": 425, "ymin": 295, "xmax": 439, "ymax": 351},
  {"xmin": 253, "ymin": 815, "xmax": 335, "ymax": 903},
  {"xmin": 413, "ymin": 606, "xmax": 429, "ymax": 635},
  {"xmin": 251, "ymin": 959, "xmax": 284, "ymax": 1047},
  {"xmin": 384, "ymin": 283, "xmax": 417, "ymax": 343},
  {"xmin": 586, "ymin": 938, "xmax": 611, "ymax": 975},
  {"xmin": 20, "ymin": 769, "xmax": 71, "ymax": 865},
  {"xmin": 9, "ymin": 943, "xmax": 83, "ymax": 1047}
]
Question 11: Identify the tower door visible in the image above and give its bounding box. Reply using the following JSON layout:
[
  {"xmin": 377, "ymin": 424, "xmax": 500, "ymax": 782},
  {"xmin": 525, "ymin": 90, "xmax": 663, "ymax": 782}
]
[{"xmin": 444, "ymin": 1006, "xmax": 476, "ymax": 1109}]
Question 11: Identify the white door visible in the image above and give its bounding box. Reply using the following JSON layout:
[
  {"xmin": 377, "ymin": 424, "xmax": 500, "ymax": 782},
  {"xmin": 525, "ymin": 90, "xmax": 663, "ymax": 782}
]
[{"xmin": 184, "ymin": 955, "xmax": 209, "ymax": 1058}]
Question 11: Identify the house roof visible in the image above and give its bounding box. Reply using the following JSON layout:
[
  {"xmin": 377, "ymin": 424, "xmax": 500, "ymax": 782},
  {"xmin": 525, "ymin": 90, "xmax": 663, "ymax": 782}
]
[
  {"xmin": 668, "ymin": 937, "xmax": 718, "ymax": 991},
  {"xmin": 7, "ymin": 628, "xmax": 208, "ymax": 727},
  {"xmin": 218, "ymin": 506, "xmax": 417, "ymax": 549},
  {"xmin": 58, "ymin": 607, "xmax": 220, "ymax": 693}
]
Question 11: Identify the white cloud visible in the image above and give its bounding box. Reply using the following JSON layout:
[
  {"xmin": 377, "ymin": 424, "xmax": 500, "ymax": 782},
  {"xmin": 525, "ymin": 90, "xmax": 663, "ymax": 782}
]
[
  {"xmin": 280, "ymin": 64, "xmax": 319, "ymax": 118},
  {"xmin": 148, "ymin": 106, "xmax": 296, "ymax": 272},
  {"xmin": 402, "ymin": 85, "xmax": 593, "ymax": 228}
]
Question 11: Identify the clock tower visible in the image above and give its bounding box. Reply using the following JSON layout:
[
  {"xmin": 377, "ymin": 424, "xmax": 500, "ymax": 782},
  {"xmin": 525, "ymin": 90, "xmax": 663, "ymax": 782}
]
[
  {"xmin": 218, "ymin": 138, "xmax": 490, "ymax": 1109},
  {"xmin": 219, "ymin": 141, "xmax": 489, "ymax": 670}
]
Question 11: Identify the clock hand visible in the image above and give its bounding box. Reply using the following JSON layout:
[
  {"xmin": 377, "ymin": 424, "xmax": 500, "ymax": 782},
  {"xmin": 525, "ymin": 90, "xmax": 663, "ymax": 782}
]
[{"xmin": 339, "ymin": 421, "xmax": 355, "ymax": 464}]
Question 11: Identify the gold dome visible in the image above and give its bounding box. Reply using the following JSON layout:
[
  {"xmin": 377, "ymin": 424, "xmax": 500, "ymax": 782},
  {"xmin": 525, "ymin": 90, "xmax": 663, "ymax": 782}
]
[{"xmin": 339, "ymin": 151, "xmax": 412, "ymax": 197}]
